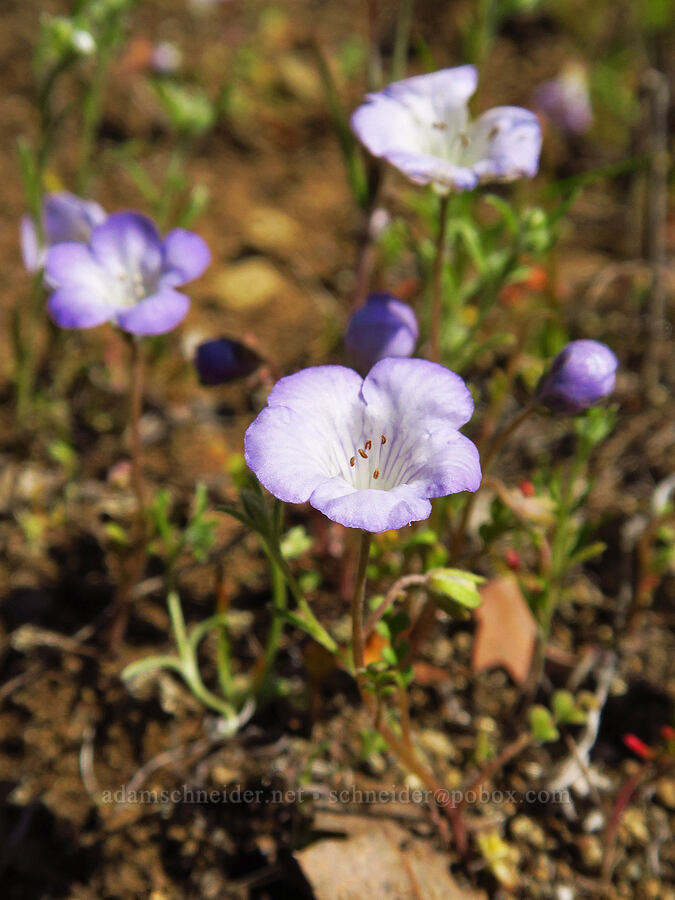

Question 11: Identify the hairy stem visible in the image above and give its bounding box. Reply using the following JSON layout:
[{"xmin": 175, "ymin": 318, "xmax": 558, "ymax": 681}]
[
  {"xmin": 430, "ymin": 194, "xmax": 450, "ymax": 363},
  {"xmin": 351, "ymin": 530, "xmax": 372, "ymax": 671}
]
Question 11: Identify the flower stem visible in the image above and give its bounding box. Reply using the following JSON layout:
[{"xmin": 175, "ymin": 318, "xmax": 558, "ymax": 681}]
[
  {"xmin": 430, "ymin": 193, "xmax": 450, "ymax": 363},
  {"xmin": 129, "ymin": 337, "xmax": 148, "ymax": 525},
  {"xmin": 450, "ymin": 402, "xmax": 536, "ymax": 558},
  {"xmin": 351, "ymin": 531, "xmax": 372, "ymax": 671},
  {"xmin": 256, "ymin": 552, "xmax": 288, "ymax": 695},
  {"xmin": 107, "ymin": 338, "xmax": 148, "ymax": 651},
  {"xmin": 350, "ymin": 529, "xmax": 468, "ymax": 853}
]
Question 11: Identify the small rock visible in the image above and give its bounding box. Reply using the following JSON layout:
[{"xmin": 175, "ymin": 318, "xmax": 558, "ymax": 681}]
[
  {"xmin": 418, "ymin": 729, "xmax": 459, "ymax": 761},
  {"xmin": 582, "ymin": 809, "xmax": 605, "ymax": 833},
  {"xmin": 510, "ymin": 815, "xmax": 548, "ymax": 848},
  {"xmin": 655, "ymin": 776, "xmax": 675, "ymax": 809},
  {"xmin": 578, "ymin": 834, "xmax": 602, "ymax": 867},
  {"xmin": 621, "ymin": 807, "xmax": 649, "ymax": 844},
  {"xmin": 213, "ymin": 258, "xmax": 291, "ymax": 310},
  {"xmin": 277, "ymin": 55, "xmax": 322, "ymax": 102},
  {"xmin": 244, "ymin": 206, "xmax": 301, "ymax": 256},
  {"xmin": 554, "ymin": 887, "xmax": 574, "ymax": 900}
]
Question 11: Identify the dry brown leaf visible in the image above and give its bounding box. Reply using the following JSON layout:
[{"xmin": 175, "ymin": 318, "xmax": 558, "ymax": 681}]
[
  {"xmin": 296, "ymin": 820, "xmax": 485, "ymax": 900},
  {"xmin": 472, "ymin": 577, "xmax": 537, "ymax": 685}
]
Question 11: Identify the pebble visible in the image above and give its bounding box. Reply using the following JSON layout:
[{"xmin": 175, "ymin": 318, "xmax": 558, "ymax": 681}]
[
  {"xmin": 510, "ymin": 815, "xmax": 548, "ymax": 848},
  {"xmin": 213, "ymin": 258, "xmax": 291, "ymax": 310},
  {"xmin": 656, "ymin": 776, "xmax": 675, "ymax": 809},
  {"xmin": 582, "ymin": 809, "xmax": 605, "ymax": 833},
  {"xmin": 244, "ymin": 206, "xmax": 301, "ymax": 256},
  {"xmin": 578, "ymin": 834, "xmax": 603, "ymax": 867},
  {"xmin": 621, "ymin": 807, "xmax": 649, "ymax": 843}
]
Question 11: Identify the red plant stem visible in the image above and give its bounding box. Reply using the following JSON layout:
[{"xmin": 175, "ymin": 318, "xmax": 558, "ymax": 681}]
[
  {"xmin": 601, "ymin": 764, "xmax": 650, "ymax": 884},
  {"xmin": 430, "ymin": 194, "xmax": 450, "ymax": 363},
  {"xmin": 364, "ymin": 573, "xmax": 427, "ymax": 639},
  {"xmin": 459, "ymin": 732, "xmax": 532, "ymax": 808},
  {"xmin": 350, "ymin": 531, "xmax": 468, "ymax": 854}
]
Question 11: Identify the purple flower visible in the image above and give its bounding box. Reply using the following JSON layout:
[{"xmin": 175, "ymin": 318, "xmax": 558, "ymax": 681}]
[
  {"xmin": 536, "ymin": 340, "xmax": 618, "ymax": 414},
  {"xmin": 345, "ymin": 293, "xmax": 419, "ymax": 374},
  {"xmin": 45, "ymin": 211, "xmax": 210, "ymax": 335},
  {"xmin": 245, "ymin": 358, "xmax": 481, "ymax": 532},
  {"xmin": 195, "ymin": 337, "xmax": 261, "ymax": 385},
  {"xmin": 21, "ymin": 191, "xmax": 106, "ymax": 273},
  {"xmin": 534, "ymin": 64, "xmax": 592, "ymax": 135},
  {"xmin": 351, "ymin": 65, "xmax": 541, "ymax": 193}
]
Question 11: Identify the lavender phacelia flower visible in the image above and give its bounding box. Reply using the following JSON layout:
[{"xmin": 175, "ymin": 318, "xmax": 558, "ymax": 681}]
[
  {"xmin": 245, "ymin": 358, "xmax": 481, "ymax": 532},
  {"xmin": 351, "ymin": 65, "xmax": 542, "ymax": 194},
  {"xmin": 21, "ymin": 191, "xmax": 106, "ymax": 273},
  {"xmin": 195, "ymin": 337, "xmax": 262, "ymax": 385},
  {"xmin": 345, "ymin": 293, "xmax": 419, "ymax": 374},
  {"xmin": 533, "ymin": 63, "xmax": 593, "ymax": 136},
  {"xmin": 44, "ymin": 211, "xmax": 210, "ymax": 335},
  {"xmin": 536, "ymin": 340, "xmax": 618, "ymax": 414}
]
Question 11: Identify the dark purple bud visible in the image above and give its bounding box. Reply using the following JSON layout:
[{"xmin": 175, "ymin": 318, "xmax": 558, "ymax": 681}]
[
  {"xmin": 345, "ymin": 292, "xmax": 419, "ymax": 374},
  {"xmin": 195, "ymin": 337, "xmax": 261, "ymax": 385},
  {"xmin": 536, "ymin": 340, "xmax": 617, "ymax": 414}
]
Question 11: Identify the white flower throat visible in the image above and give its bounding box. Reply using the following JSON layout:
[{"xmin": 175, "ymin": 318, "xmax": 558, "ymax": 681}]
[{"xmin": 346, "ymin": 432, "xmax": 408, "ymax": 491}]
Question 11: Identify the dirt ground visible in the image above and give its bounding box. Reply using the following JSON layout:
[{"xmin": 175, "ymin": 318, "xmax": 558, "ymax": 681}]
[{"xmin": 0, "ymin": 0, "xmax": 674, "ymax": 897}]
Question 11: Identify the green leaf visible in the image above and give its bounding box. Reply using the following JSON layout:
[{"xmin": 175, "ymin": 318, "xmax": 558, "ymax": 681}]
[
  {"xmin": 428, "ymin": 568, "xmax": 485, "ymax": 609},
  {"xmin": 552, "ymin": 690, "xmax": 586, "ymax": 725},
  {"xmin": 529, "ymin": 705, "xmax": 560, "ymax": 743},
  {"xmin": 280, "ymin": 525, "xmax": 312, "ymax": 560},
  {"xmin": 381, "ymin": 646, "xmax": 398, "ymax": 667}
]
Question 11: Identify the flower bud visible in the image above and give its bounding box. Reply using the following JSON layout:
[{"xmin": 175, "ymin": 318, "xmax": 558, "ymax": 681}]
[
  {"xmin": 345, "ymin": 293, "xmax": 418, "ymax": 374},
  {"xmin": 195, "ymin": 337, "xmax": 261, "ymax": 385},
  {"xmin": 536, "ymin": 340, "xmax": 617, "ymax": 414},
  {"xmin": 534, "ymin": 63, "xmax": 593, "ymax": 136}
]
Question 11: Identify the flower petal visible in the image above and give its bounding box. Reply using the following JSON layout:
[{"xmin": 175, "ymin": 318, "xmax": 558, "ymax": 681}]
[
  {"xmin": 345, "ymin": 293, "xmax": 418, "ymax": 374},
  {"xmin": 403, "ymin": 431, "xmax": 482, "ymax": 497},
  {"xmin": 378, "ymin": 65, "xmax": 478, "ymax": 108},
  {"xmin": 48, "ymin": 285, "xmax": 112, "ymax": 329},
  {"xmin": 161, "ymin": 228, "xmax": 211, "ymax": 286},
  {"xmin": 386, "ymin": 150, "xmax": 478, "ymax": 191},
  {"xmin": 244, "ymin": 406, "xmax": 331, "ymax": 504},
  {"xmin": 44, "ymin": 242, "xmax": 109, "ymax": 293},
  {"xmin": 351, "ymin": 66, "xmax": 477, "ymax": 189},
  {"xmin": 90, "ymin": 212, "xmax": 163, "ymax": 281},
  {"xmin": 44, "ymin": 192, "xmax": 106, "ymax": 245},
  {"xmin": 467, "ymin": 106, "xmax": 542, "ymax": 181},
  {"xmin": 20, "ymin": 215, "xmax": 42, "ymax": 272},
  {"xmin": 361, "ymin": 358, "xmax": 475, "ymax": 431},
  {"xmin": 115, "ymin": 287, "xmax": 190, "ymax": 335},
  {"xmin": 309, "ymin": 479, "xmax": 432, "ymax": 532}
]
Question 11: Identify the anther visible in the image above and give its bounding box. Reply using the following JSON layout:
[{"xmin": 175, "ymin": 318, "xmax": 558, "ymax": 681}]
[
  {"xmin": 365, "ymin": 440, "xmax": 372, "ymax": 451},
  {"xmin": 350, "ymin": 456, "xmax": 355, "ymax": 467},
  {"xmin": 381, "ymin": 435, "xmax": 387, "ymax": 445},
  {"xmin": 373, "ymin": 469, "xmax": 380, "ymax": 480},
  {"xmin": 460, "ymin": 133, "xmax": 469, "ymax": 148},
  {"xmin": 358, "ymin": 448, "xmax": 368, "ymax": 459}
]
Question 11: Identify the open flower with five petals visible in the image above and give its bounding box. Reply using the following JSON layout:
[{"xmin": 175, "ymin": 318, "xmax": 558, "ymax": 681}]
[
  {"xmin": 351, "ymin": 65, "xmax": 541, "ymax": 193},
  {"xmin": 45, "ymin": 211, "xmax": 210, "ymax": 335},
  {"xmin": 245, "ymin": 358, "xmax": 481, "ymax": 532}
]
